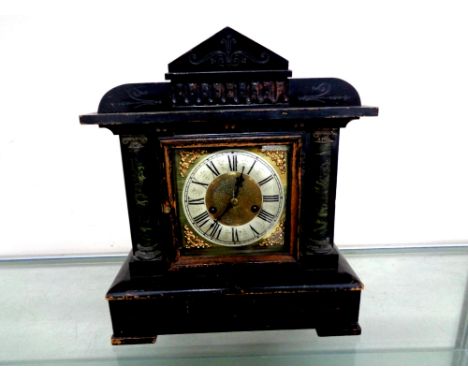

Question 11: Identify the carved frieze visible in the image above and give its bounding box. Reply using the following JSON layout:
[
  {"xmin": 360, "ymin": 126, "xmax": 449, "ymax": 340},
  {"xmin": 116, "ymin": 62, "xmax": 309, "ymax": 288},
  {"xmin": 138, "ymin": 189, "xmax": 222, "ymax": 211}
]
[{"xmin": 171, "ymin": 80, "xmax": 288, "ymax": 106}]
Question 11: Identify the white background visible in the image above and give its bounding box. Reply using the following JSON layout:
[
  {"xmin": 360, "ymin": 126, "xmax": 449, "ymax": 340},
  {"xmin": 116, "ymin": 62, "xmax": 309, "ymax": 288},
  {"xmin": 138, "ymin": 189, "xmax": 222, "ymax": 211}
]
[{"xmin": 1, "ymin": 0, "xmax": 467, "ymax": 257}]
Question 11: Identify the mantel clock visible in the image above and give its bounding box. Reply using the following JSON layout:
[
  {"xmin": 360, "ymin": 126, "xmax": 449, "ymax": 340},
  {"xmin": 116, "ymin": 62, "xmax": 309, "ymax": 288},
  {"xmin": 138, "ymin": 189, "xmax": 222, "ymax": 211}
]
[{"xmin": 80, "ymin": 27, "xmax": 378, "ymax": 345}]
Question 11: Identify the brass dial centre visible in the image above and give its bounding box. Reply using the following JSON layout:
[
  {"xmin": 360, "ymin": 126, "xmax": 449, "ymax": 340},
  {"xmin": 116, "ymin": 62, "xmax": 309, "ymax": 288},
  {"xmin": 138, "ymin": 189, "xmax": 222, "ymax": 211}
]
[{"xmin": 205, "ymin": 172, "xmax": 262, "ymax": 226}]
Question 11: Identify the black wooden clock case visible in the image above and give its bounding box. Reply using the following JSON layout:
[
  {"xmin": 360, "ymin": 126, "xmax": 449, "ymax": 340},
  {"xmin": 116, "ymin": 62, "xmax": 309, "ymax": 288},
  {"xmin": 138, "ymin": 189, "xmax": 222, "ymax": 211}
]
[{"xmin": 80, "ymin": 27, "xmax": 378, "ymax": 345}]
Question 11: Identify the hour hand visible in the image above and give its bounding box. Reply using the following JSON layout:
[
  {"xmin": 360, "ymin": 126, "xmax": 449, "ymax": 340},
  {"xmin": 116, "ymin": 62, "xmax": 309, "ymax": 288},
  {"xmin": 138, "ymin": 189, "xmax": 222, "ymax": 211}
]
[{"xmin": 214, "ymin": 201, "xmax": 233, "ymax": 222}]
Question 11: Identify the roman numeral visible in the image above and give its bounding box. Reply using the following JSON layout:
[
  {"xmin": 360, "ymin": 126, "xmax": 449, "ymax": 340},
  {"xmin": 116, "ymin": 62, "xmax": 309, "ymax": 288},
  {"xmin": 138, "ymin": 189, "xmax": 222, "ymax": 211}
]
[
  {"xmin": 193, "ymin": 211, "xmax": 210, "ymax": 227},
  {"xmin": 206, "ymin": 161, "xmax": 220, "ymax": 177},
  {"xmin": 192, "ymin": 180, "xmax": 209, "ymax": 188},
  {"xmin": 188, "ymin": 197, "xmax": 205, "ymax": 205},
  {"xmin": 258, "ymin": 174, "xmax": 274, "ymax": 186},
  {"xmin": 206, "ymin": 221, "xmax": 222, "ymax": 240},
  {"xmin": 249, "ymin": 224, "xmax": 261, "ymax": 237},
  {"xmin": 263, "ymin": 194, "xmax": 279, "ymax": 202},
  {"xmin": 231, "ymin": 227, "xmax": 240, "ymax": 244},
  {"xmin": 228, "ymin": 153, "xmax": 238, "ymax": 172},
  {"xmin": 247, "ymin": 159, "xmax": 257, "ymax": 175},
  {"xmin": 258, "ymin": 209, "xmax": 275, "ymax": 223}
]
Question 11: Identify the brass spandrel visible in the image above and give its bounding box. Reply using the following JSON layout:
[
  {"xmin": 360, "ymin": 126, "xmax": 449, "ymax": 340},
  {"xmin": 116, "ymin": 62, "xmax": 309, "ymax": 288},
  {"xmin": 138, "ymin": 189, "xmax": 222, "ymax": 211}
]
[
  {"xmin": 179, "ymin": 150, "xmax": 208, "ymax": 177},
  {"xmin": 263, "ymin": 149, "xmax": 287, "ymax": 175},
  {"xmin": 183, "ymin": 225, "xmax": 211, "ymax": 249}
]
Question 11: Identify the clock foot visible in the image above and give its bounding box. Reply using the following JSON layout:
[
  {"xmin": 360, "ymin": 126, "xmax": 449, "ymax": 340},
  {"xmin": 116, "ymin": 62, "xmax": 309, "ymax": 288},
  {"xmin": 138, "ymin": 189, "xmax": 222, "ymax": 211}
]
[
  {"xmin": 111, "ymin": 335, "xmax": 157, "ymax": 346},
  {"xmin": 316, "ymin": 323, "xmax": 361, "ymax": 337}
]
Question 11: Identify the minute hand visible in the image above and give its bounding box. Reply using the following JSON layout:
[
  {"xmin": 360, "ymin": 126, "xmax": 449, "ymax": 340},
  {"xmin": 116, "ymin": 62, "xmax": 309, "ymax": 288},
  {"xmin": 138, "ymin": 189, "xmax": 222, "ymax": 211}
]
[{"xmin": 233, "ymin": 167, "xmax": 245, "ymax": 198}]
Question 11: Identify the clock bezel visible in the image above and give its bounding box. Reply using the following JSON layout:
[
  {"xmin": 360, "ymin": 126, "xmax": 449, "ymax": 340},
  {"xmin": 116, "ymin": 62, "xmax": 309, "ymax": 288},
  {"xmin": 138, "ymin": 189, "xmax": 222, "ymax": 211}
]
[{"xmin": 161, "ymin": 132, "xmax": 303, "ymax": 268}]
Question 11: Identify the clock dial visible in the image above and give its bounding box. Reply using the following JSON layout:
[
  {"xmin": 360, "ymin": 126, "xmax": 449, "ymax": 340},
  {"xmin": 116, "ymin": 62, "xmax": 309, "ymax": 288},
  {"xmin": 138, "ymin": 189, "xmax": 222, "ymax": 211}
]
[{"xmin": 182, "ymin": 149, "xmax": 284, "ymax": 247}]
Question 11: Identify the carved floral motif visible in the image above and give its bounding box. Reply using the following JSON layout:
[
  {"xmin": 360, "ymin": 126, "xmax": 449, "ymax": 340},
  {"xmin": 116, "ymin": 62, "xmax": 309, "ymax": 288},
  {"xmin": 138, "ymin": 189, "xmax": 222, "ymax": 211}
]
[
  {"xmin": 189, "ymin": 34, "xmax": 270, "ymax": 67},
  {"xmin": 312, "ymin": 129, "xmax": 338, "ymax": 144},
  {"xmin": 297, "ymin": 82, "xmax": 332, "ymax": 103},
  {"xmin": 121, "ymin": 135, "xmax": 148, "ymax": 151}
]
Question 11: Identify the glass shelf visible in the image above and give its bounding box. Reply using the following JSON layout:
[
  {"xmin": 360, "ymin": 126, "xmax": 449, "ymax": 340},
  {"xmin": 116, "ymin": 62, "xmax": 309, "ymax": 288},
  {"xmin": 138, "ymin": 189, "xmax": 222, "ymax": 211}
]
[{"xmin": 0, "ymin": 247, "xmax": 466, "ymax": 365}]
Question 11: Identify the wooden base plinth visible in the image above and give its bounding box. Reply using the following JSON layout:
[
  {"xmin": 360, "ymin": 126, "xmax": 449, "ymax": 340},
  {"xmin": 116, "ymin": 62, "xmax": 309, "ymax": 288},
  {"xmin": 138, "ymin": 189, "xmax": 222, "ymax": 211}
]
[{"xmin": 106, "ymin": 252, "xmax": 363, "ymax": 345}]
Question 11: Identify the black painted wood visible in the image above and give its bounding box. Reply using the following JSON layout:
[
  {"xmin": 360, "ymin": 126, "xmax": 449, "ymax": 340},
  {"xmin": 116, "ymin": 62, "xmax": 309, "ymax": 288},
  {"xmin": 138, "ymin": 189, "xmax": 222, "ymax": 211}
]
[
  {"xmin": 108, "ymin": 250, "xmax": 362, "ymax": 345},
  {"xmin": 79, "ymin": 27, "xmax": 378, "ymax": 344},
  {"xmin": 166, "ymin": 27, "xmax": 290, "ymax": 78},
  {"xmin": 81, "ymin": 105, "xmax": 377, "ymax": 127},
  {"xmin": 86, "ymin": 78, "xmax": 367, "ymax": 115}
]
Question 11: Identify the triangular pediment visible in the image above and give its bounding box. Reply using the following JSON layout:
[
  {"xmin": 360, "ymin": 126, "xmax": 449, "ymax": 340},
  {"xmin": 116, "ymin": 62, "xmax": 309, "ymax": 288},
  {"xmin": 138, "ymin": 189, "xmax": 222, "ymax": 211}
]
[{"xmin": 167, "ymin": 27, "xmax": 289, "ymax": 74}]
